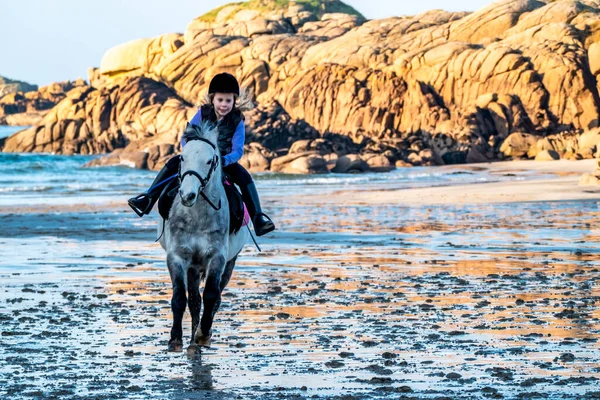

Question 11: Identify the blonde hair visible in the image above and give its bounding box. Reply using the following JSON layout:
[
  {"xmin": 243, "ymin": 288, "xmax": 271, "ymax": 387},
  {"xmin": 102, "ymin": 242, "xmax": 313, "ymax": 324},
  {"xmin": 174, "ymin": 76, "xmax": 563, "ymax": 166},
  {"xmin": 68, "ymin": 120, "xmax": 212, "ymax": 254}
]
[{"xmin": 199, "ymin": 86, "xmax": 254, "ymax": 112}]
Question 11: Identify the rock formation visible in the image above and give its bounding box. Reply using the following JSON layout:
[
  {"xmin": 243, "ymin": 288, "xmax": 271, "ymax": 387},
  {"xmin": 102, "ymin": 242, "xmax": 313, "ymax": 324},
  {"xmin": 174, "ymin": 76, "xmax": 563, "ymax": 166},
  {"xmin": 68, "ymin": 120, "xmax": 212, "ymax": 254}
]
[
  {"xmin": 0, "ymin": 76, "xmax": 37, "ymax": 125},
  {"xmin": 0, "ymin": 76, "xmax": 37, "ymax": 98},
  {"xmin": 5, "ymin": 0, "xmax": 600, "ymax": 174},
  {"xmin": 0, "ymin": 79, "xmax": 86, "ymax": 126}
]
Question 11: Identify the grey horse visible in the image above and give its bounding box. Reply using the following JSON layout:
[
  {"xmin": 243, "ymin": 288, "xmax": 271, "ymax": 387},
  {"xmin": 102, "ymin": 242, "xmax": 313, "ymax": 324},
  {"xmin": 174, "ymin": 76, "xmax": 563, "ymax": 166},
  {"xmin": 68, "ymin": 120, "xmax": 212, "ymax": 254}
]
[{"xmin": 158, "ymin": 122, "xmax": 249, "ymax": 352}]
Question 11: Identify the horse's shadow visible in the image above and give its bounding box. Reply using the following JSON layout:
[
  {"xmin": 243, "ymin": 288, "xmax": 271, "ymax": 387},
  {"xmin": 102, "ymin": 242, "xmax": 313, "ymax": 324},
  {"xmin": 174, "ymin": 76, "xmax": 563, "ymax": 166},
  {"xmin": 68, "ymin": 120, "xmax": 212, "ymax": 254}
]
[
  {"xmin": 159, "ymin": 354, "xmax": 221, "ymax": 399},
  {"xmin": 189, "ymin": 358, "xmax": 215, "ymax": 391}
]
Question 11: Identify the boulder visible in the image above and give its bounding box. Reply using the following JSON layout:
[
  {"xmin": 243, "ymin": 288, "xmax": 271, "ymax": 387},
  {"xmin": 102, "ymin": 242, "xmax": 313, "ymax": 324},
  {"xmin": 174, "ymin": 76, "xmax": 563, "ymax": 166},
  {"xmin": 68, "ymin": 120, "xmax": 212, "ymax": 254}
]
[
  {"xmin": 395, "ymin": 160, "xmax": 413, "ymax": 168},
  {"xmin": 530, "ymin": 137, "xmax": 557, "ymax": 157},
  {"xmin": 100, "ymin": 38, "xmax": 153, "ymax": 76},
  {"xmin": 239, "ymin": 142, "xmax": 272, "ymax": 172},
  {"xmin": 535, "ymin": 149, "xmax": 560, "ymax": 161},
  {"xmin": 280, "ymin": 155, "xmax": 328, "ymax": 174},
  {"xmin": 407, "ymin": 152, "xmax": 423, "ymax": 166},
  {"xmin": 466, "ymin": 147, "xmax": 489, "ymax": 163},
  {"xmin": 288, "ymin": 138, "xmax": 336, "ymax": 155},
  {"xmin": 441, "ymin": 151, "xmax": 468, "ymax": 164},
  {"xmin": 332, "ymin": 154, "xmax": 369, "ymax": 173},
  {"xmin": 364, "ymin": 154, "xmax": 395, "ymax": 172},
  {"xmin": 99, "ymin": 34, "xmax": 184, "ymax": 81},
  {"xmin": 589, "ymin": 42, "xmax": 600, "ymax": 76},
  {"xmin": 577, "ymin": 129, "xmax": 600, "ymax": 153},
  {"xmin": 270, "ymin": 151, "xmax": 319, "ymax": 172},
  {"xmin": 579, "ymin": 173, "xmax": 600, "ymax": 186},
  {"xmin": 323, "ymin": 153, "xmax": 339, "ymax": 171},
  {"xmin": 298, "ymin": 13, "xmax": 363, "ymax": 39},
  {"xmin": 577, "ymin": 148, "xmax": 595, "ymax": 160},
  {"xmin": 500, "ymin": 133, "xmax": 538, "ymax": 158},
  {"xmin": 119, "ymin": 151, "xmax": 149, "ymax": 169},
  {"xmin": 289, "ymin": 139, "xmax": 312, "ymax": 153},
  {"xmin": 419, "ymin": 149, "xmax": 435, "ymax": 163},
  {"xmin": 85, "ymin": 152, "xmax": 122, "ymax": 168}
]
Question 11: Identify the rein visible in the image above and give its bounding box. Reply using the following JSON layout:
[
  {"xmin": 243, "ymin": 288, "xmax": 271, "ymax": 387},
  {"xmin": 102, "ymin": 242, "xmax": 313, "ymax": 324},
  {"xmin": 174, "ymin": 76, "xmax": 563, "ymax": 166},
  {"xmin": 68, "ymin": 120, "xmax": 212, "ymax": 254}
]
[{"xmin": 179, "ymin": 137, "xmax": 221, "ymax": 211}]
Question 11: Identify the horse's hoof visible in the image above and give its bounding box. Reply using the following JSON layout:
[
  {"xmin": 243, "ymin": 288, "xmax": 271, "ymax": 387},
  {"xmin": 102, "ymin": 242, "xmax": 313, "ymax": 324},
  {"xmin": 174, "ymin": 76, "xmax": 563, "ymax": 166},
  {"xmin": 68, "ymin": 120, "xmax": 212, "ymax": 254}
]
[
  {"xmin": 168, "ymin": 339, "xmax": 183, "ymax": 352},
  {"xmin": 195, "ymin": 331, "xmax": 212, "ymax": 348}
]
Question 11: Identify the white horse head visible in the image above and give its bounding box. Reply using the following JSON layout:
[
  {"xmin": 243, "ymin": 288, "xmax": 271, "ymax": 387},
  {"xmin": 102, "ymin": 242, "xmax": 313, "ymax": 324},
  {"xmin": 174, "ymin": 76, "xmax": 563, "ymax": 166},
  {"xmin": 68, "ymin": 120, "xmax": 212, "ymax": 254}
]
[{"xmin": 179, "ymin": 122, "xmax": 220, "ymax": 207}]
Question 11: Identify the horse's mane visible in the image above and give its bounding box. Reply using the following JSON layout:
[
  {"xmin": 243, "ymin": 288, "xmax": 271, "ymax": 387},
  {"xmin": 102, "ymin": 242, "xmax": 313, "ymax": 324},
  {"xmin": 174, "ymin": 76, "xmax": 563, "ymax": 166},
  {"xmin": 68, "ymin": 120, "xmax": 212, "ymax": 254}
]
[{"xmin": 182, "ymin": 122, "xmax": 219, "ymax": 151}]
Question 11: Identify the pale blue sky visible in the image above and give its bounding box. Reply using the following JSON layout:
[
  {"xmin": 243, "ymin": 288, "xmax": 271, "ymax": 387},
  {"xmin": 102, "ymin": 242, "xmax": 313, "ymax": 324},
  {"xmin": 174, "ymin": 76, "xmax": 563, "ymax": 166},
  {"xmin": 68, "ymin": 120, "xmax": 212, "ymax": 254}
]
[{"xmin": 0, "ymin": 0, "xmax": 492, "ymax": 86}]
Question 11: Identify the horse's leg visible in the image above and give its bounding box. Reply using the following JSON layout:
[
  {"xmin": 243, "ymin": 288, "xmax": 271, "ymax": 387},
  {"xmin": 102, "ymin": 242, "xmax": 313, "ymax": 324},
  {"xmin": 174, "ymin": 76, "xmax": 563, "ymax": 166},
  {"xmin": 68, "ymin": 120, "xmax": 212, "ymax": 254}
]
[
  {"xmin": 214, "ymin": 256, "xmax": 237, "ymax": 314},
  {"xmin": 195, "ymin": 251, "xmax": 226, "ymax": 348},
  {"xmin": 167, "ymin": 255, "xmax": 187, "ymax": 352},
  {"xmin": 187, "ymin": 267, "xmax": 202, "ymax": 346},
  {"xmin": 220, "ymin": 256, "xmax": 237, "ymax": 290}
]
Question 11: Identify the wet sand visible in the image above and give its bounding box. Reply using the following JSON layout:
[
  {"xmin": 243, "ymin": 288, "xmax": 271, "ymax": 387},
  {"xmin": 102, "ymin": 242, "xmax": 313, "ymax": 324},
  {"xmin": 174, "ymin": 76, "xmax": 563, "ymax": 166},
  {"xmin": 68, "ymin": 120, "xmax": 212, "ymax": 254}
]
[{"xmin": 1, "ymin": 160, "xmax": 599, "ymax": 399}]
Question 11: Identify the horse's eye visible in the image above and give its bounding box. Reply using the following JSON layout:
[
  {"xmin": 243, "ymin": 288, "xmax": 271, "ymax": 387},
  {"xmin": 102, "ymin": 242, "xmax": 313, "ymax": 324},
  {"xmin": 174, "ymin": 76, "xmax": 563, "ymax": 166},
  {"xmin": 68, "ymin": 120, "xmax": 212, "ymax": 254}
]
[{"xmin": 206, "ymin": 159, "xmax": 212, "ymax": 165}]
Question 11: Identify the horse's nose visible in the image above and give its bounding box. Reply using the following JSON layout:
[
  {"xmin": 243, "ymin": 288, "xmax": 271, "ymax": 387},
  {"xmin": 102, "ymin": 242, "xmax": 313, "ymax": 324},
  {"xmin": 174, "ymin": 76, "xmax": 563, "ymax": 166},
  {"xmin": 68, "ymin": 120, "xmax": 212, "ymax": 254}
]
[{"xmin": 183, "ymin": 192, "xmax": 196, "ymax": 204}]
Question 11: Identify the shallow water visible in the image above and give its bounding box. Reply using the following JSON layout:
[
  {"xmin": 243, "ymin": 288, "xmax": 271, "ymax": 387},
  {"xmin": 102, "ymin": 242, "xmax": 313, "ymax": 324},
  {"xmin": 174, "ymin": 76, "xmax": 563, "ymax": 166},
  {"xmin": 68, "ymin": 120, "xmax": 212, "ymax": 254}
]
[
  {"xmin": 0, "ymin": 151, "xmax": 554, "ymax": 208},
  {"xmin": 0, "ymin": 155, "xmax": 599, "ymax": 399}
]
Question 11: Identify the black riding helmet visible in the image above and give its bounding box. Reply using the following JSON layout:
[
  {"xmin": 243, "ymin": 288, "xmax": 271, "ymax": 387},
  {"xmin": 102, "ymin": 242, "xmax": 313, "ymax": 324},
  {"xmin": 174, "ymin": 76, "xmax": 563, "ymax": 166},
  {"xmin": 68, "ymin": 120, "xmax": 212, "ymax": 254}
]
[{"xmin": 209, "ymin": 73, "xmax": 240, "ymax": 96}]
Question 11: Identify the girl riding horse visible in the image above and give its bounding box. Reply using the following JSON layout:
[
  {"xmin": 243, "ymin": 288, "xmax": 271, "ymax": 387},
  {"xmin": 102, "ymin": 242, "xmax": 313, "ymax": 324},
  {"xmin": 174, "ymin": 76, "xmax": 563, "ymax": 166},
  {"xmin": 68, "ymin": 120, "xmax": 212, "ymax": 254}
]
[{"xmin": 128, "ymin": 73, "xmax": 275, "ymax": 236}]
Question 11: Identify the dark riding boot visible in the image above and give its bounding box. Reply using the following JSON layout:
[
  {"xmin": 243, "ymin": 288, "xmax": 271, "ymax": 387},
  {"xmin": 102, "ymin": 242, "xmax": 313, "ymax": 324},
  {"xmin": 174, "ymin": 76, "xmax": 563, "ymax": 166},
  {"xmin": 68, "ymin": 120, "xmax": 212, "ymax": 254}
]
[
  {"xmin": 241, "ymin": 182, "xmax": 275, "ymax": 236},
  {"xmin": 128, "ymin": 156, "xmax": 180, "ymax": 217}
]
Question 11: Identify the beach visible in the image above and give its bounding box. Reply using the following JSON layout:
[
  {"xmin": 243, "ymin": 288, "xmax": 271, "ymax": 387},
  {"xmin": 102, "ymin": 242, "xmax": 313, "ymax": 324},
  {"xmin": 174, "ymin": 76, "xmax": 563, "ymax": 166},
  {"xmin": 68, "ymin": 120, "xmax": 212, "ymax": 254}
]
[
  {"xmin": 1, "ymin": 156, "xmax": 599, "ymax": 399},
  {"xmin": 6, "ymin": 0, "xmax": 600, "ymax": 396},
  {"xmin": 298, "ymin": 159, "xmax": 600, "ymax": 206}
]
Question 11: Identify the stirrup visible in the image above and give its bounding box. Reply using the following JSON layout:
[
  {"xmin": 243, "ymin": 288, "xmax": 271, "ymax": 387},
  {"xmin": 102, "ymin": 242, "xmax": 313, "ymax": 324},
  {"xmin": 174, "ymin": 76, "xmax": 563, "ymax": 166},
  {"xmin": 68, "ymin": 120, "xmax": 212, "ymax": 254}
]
[
  {"xmin": 128, "ymin": 194, "xmax": 151, "ymax": 217},
  {"xmin": 254, "ymin": 213, "xmax": 275, "ymax": 236}
]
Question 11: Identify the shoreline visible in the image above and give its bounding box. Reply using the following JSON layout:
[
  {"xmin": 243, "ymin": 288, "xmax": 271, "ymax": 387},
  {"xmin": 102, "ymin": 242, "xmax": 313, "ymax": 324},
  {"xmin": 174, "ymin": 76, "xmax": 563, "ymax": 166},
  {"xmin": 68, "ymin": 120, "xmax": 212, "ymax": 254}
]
[
  {"xmin": 1, "ymin": 159, "xmax": 599, "ymax": 214},
  {"xmin": 297, "ymin": 159, "xmax": 600, "ymax": 206}
]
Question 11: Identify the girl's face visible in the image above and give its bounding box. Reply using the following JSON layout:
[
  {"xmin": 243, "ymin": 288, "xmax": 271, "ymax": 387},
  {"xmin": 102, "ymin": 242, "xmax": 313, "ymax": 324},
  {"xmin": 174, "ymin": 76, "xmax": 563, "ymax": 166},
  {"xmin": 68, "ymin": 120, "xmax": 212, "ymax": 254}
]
[{"xmin": 213, "ymin": 93, "xmax": 235, "ymax": 118}]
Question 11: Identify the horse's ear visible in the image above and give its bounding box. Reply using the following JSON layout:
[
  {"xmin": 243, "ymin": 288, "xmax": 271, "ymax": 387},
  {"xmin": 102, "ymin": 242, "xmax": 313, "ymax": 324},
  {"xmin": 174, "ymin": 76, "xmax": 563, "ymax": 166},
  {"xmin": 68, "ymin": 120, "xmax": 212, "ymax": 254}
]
[
  {"xmin": 200, "ymin": 121, "xmax": 219, "ymax": 144},
  {"xmin": 182, "ymin": 123, "xmax": 196, "ymax": 142}
]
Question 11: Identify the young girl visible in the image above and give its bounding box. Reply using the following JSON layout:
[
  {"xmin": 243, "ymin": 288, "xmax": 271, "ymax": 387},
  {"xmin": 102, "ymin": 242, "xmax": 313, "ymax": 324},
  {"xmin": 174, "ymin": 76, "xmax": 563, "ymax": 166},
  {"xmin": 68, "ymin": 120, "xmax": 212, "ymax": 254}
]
[{"xmin": 128, "ymin": 72, "xmax": 275, "ymax": 236}]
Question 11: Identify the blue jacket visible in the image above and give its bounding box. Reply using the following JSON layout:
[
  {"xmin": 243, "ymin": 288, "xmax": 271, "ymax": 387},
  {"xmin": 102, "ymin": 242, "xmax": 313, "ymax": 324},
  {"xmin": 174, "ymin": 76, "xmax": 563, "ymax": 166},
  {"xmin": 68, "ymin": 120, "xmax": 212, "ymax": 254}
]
[{"xmin": 185, "ymin": 108, "xmax": 245, "ymax": 167}]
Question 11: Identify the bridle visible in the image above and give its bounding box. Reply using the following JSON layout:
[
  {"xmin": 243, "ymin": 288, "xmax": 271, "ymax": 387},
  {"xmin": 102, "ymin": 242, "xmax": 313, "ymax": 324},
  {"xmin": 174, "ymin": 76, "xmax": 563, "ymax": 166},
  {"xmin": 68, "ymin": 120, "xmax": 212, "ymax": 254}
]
[{"xmin": 178, "ymin": 137, "xmax": 221, "ymax": 210}]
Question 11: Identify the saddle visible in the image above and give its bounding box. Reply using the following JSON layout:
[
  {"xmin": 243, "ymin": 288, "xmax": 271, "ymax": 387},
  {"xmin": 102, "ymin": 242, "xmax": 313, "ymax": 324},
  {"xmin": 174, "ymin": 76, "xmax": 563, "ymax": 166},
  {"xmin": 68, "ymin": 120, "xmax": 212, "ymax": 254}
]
[{"xmin": 157, "ymin": 175, "xmax": 249, "ymax": 235}]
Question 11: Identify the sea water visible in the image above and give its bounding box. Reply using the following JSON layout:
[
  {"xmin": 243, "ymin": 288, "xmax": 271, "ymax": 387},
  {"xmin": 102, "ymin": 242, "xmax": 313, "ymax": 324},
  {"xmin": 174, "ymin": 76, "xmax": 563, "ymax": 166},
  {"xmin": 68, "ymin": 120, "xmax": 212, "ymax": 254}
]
[
  {"xmin": 0, "ymin": 154, "xmax": 516, "ymax": 207},
  {"xmin": 0, "ymin": 137, "xmax": 531, "ymax": 207}
]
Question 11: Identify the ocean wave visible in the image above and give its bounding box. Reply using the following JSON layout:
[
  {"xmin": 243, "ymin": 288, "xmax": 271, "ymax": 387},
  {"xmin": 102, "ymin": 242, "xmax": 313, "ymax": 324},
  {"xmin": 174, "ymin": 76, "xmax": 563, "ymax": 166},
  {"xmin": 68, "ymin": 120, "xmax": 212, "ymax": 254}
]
[
  {"xmin": 0, "ymin": 153, "xmax": 96, "ymax": 165},
  {"xmin": 264, "ymin": 176, "xmax": 375, "ymax": 185},
  {"xmin": 258, "ymin": 170, "xmax": 484, "ymax": 187},
  {"xmin": 0, "ymin": 185, "xmax": 53, "ymax": 193}
]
